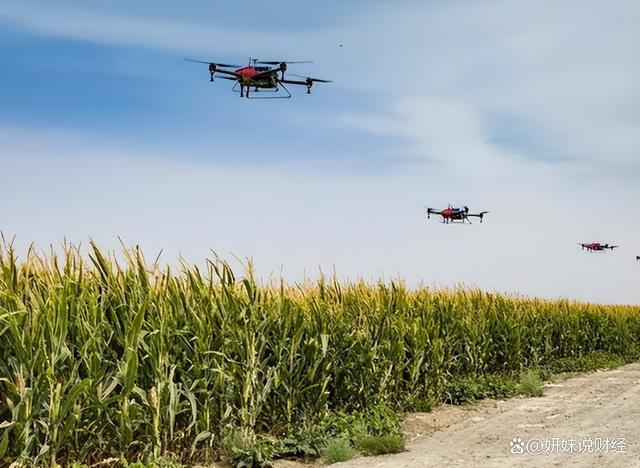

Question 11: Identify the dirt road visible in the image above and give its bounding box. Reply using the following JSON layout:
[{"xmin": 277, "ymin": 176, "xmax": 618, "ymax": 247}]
[{"xmin": 289, "ymin": 363, "xmax": 640, "ymax": 468}]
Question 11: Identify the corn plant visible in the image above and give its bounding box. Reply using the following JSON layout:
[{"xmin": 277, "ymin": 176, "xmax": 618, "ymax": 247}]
[{"xmin": 0, "ymin": 239, "xmax": 638, "ymax": 465}]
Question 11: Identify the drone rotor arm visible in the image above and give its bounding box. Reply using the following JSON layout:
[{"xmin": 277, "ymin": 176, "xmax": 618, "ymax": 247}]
[
  {"xmin": 288, "ymin": 73, "xmax": 333, "ymax": 83},
  {"xmin": 466, "ymin": 212, "xmax": 489, "ymax": 218},
  {"xmin": 184, "ymin": 59, "xmax": 242, "ymax": 83},
  {"xmin": 424, "ymin": 207, "xmax": 439, "ymax": 219},
  {"xmin": 214, "ymin": 68, "xmax": 241, "ymax": 78},
  {"xmin": 279, "ymin": 78, "xmax": 311, "ymax": 86}
]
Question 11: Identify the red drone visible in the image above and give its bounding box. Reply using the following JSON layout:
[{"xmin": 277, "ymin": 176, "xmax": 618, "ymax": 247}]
[
  {"xmin": 425, "ymin": 205, "xmax": 489, "ymax": 224},
  {"xmin": 186, "ymin": 57, "xmax": 331, "ymax": 99},
  {"xmin": 578, "ymin": 242, "xmax": 619, "ymax": 252}
]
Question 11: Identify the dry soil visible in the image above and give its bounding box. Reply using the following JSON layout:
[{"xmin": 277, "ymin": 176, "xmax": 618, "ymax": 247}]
[{"xmin": 276, "ymin": 362, "xmax": 640, "ymax": 468}]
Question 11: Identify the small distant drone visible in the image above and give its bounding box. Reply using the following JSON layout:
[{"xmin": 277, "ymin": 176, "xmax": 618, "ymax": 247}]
[
  {"xmin": 425, "ymin": 205, "xmax": 489, "ymax": 224},
  {"xmin": 186, "ymin": 57, "xmax": 331, "ymax": 99},
  {"xmin": 578, "ymin": 242, "xmax": 619, "ymax": 252}
]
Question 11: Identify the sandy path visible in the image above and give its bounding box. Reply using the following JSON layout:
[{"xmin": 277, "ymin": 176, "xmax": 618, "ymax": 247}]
[{"xmin": 277, "ymin": 362, "xmax": 640, "ymax": 468}]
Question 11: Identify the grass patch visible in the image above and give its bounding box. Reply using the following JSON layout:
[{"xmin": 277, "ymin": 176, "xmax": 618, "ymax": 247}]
[
  {"xmin": 321, "ymin": 404, "xmax": 402, "ymax": 441},
  {"xmin": 269, "ymin": 432, "xmax": 321, "ymax": 460},
  {"xmin": 517, "ymin": 370, "xmax": 543, "ymax": 397},
  {"xmin": 443, "ymin": 352, "xmax": 636, "ymax": 405},
  {"xmin": 323, "ymin": 438, "xmax": 355, "ymax": 465},
  {"xmin": 547, "ymin": 351, "xmax": 631, "ymax": 374},
  {"xmin": 444, "ymin": 374, "xmax": 516, "ymax": 405},
  {"xmin": 356, "ymin": 434, "xmax": 404, "ymax": 455},
  {"xmin": 400, "ymin": 396, "xmax": 436, "ymax": 413}
]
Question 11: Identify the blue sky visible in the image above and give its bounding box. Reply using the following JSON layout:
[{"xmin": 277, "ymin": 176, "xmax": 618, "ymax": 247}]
[{"xmin": 1, "ymin": 0, "xmax": 639, "ymax": 303}]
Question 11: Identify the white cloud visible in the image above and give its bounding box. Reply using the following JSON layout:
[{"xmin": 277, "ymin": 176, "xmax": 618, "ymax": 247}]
[
  {"xmin": 335, "ymin": 0, "xmax": 640, "ymax": 168},
  {"xmin": 0, "ymin": 2, "xmax": 336, "ymax": 58}
]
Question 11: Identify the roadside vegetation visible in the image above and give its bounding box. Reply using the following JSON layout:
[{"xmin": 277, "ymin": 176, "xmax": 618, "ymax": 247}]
[{"xmin": 1, "ymin": 241, "xmax": 638, "ymax": 466}]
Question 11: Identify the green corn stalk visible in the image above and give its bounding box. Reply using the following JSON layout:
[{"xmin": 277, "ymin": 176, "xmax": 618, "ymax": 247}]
[{"xmin": 1, "ymin": 239, "xmax": 639, "ymax": 465}]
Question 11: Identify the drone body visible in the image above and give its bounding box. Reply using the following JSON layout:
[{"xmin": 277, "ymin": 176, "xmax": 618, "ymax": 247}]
[
  {"xmin": 425, "ymin": 205, "xmax": 489, "ymax": 224},
  {"xmin": 186, "ymin": 58, "xmax": 331, "ymax": 99},
  {"xmin": 579, "ymin": 242, "xmax": 619, "ymax": 252}
]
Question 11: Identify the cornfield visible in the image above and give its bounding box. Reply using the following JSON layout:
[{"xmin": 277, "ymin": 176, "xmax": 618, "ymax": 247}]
[{"xmin": 0, "ymin": 241, "xmax": 638, "ymax": 465}]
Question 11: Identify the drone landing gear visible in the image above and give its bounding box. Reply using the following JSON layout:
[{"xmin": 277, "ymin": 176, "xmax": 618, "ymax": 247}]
[
  {"xmin": 442, "ymin": 218, "xmax": 473, "ymax": 224},
  {"xmin": 232, "ymin": 81, "xmax": 292, "ymax": 99}
]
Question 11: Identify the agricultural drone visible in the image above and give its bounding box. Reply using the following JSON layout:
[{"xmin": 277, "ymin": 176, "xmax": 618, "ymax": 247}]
[
  {"xmin": 578, "ymin": 243, "xmax": 619, "ymax": 252},
  {"xmin": 186, "ymin": 57, "xmax": 331, "ymax": 99},
  {"xmin": 425, "ymin": 205, "xmax": 489, "ymax": 224}
]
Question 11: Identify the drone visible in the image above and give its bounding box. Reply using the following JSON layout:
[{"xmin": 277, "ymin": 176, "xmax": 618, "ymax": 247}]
[
  {"xmin": 425, "ymin": 205, "xmax": 489, "ymax": 224},
  {"xmin": 578, "ymin": 243, "xmax": 619, "ymax": 252},
  {"xmin": 186, "ymin": 57, "xmax": 332, "ymax": 99},
  {"xmin": 636, "ymin": 256, "xmax": 639, "ymax": 261}
]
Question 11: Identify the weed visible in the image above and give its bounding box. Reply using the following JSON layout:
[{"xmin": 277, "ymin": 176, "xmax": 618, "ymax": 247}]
[
  {"xmin": 356, "ymin": 434, "xmax": 404, "ymax": 455},
  {"xmin": 323, "ymin": 438, "xmax": 355, "ymax": 465},
  {"xmin": 517, "ymin": 371, "xmax": 543, "ymax": 397}
]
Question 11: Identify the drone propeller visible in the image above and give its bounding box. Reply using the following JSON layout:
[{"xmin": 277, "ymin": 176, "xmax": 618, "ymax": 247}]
[
  {"xmin": 184, "ymin": 59, "xmax": 242, "ymax": 68},
  {"xmin": 255, "ymin": 60, "xmax": 313, "ymax": 65},
  {"xmin": 289, "ymin": 73, "xmax": 333, "ymax": 83},
  {"xmin": 255, "ymin": 61, "xmax": 313, "ymax": 79},
  {"xmin": 185, "ymin": 58, "xmax": 242, "ymax": 82},
  {"xmin": 287, "ymin": 73, "xmax": 333, "ymax": 94}
]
